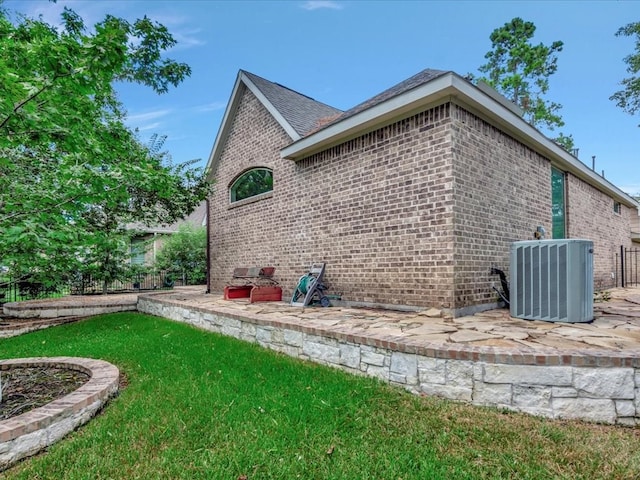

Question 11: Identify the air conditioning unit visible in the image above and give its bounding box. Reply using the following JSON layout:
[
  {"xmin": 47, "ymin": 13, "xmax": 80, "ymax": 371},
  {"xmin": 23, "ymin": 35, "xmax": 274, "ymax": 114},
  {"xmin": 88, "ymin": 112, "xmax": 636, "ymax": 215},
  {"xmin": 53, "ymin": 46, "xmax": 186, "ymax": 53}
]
[{"xmin": 510, "ymin": 239, "xmax": 594, "ymax": 323}]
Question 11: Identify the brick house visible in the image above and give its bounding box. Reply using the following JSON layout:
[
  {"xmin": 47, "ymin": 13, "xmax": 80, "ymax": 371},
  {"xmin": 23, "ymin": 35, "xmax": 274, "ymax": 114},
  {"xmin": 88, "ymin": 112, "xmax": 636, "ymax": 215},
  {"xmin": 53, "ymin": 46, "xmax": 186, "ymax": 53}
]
[{"xmin": 205, "ymin": 68, "xmax": 640, "ymax": 316}]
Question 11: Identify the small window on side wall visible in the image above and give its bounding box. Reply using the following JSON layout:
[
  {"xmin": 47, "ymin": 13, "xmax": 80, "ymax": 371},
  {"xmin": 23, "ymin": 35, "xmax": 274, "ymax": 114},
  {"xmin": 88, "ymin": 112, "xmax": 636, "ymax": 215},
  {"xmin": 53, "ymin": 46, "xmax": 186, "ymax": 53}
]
[
  {"xmin": 614, "ymin": 201, "xmax": 622, "ymax": 215},
  {"xmin": 230, "ymin": 168, "xmax": 273, "ymax": 203}
]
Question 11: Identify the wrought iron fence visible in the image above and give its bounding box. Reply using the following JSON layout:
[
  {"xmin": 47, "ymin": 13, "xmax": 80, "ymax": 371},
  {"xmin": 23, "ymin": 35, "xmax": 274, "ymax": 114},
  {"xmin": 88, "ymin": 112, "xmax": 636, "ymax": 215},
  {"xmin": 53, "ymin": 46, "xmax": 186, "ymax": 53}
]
[
  {"xmin": 616, "ymin": 246, "xmax": 640, "ymax": 287},
  {"xmin": 69, "ymin": 271, "xmax": 184, "ymax": 295},
  {"xmin": 0, "ymin": 271, "xmax": 187, "ymax": 305},
  {"xmin": 0, "ymin": 277, "xmax": 69, "ymax": 305}
]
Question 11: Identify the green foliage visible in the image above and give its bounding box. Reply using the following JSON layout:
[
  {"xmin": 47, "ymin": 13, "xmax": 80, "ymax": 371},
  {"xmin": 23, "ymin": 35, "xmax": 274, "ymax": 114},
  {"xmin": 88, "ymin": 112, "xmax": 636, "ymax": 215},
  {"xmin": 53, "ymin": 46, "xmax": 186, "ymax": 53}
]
[
  {"xmin": 553, "ymin": 132, "xmax": 575, "ymax": 152},
  {"xmin": 594, "ymin": 289, "xmax": 612, "ymax": 303},
  {"xmin": 477, "ymin": 18, "xmax": 566, "ymax": 132},
  {"xmin": 76, "ymin": 222, "xmax": 133, "ymax": 294},
  {"xmin": 611, "ymin": 21, "xmax": 640, "ymax": 124},
  {"xmin": 0, "ymin": 5, "xmax": 210, "ymax": 285},
  {"xmin": 155, "ymin": 224, "xmax": 207, "ymax": 285}
]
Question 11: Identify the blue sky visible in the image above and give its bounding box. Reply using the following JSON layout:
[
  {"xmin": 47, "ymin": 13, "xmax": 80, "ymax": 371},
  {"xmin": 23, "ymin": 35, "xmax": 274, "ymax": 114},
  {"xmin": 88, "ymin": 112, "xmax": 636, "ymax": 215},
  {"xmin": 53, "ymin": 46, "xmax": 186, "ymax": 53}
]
[{"xmin": 7, "ymin": 0, "xmax": 640, "ymax": 195}]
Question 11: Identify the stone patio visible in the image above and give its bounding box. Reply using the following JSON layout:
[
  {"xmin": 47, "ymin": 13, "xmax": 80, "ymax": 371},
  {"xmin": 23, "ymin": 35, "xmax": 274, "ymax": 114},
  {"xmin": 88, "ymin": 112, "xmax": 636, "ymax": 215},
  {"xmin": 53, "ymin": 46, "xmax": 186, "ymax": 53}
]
[{"xmin": 140, "ymin": 286, "xmax": 640, "ymax": 355}]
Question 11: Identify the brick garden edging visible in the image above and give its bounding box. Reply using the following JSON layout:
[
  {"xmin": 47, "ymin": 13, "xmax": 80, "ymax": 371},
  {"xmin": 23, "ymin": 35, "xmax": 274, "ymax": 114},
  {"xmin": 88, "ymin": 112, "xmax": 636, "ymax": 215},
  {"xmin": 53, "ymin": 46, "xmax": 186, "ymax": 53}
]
[
  {"xmin": 138, "ymin": 295, "xmax": 640, "ymax": 426},
  {"xmin": 0, "ymin": 357, "xmax": 120, "ymax": 471}
]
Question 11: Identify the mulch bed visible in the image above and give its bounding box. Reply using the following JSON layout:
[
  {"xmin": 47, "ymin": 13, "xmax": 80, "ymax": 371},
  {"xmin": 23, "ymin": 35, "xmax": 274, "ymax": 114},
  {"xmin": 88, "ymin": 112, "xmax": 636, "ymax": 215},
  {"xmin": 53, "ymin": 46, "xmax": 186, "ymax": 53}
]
[{"xmin": 0, "ymin": 367, "xmax": 90, "ymax": 421}]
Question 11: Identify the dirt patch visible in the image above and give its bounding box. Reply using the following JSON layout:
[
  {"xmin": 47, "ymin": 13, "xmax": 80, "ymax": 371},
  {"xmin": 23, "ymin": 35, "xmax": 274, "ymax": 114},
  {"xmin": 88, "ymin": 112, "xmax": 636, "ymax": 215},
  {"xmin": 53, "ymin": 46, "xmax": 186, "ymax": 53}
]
[{"xmin": 0, "ymin": 367, "xmax": 90, "ymax": 421}]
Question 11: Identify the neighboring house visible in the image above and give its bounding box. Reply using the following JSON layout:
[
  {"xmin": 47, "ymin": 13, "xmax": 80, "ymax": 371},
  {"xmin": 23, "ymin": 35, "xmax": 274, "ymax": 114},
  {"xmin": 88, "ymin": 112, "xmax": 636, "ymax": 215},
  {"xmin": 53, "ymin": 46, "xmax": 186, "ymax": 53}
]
[
  {"xmin": 633, "ymin": 211, "xmax": 640, "ymax": 244},
  {"xmin": 128, "ymin": 201, "xmax": 207, "ymax": 266},
  {"xmin": 205, "ymin": 68, "xmax": 640, "ymax": 316}
]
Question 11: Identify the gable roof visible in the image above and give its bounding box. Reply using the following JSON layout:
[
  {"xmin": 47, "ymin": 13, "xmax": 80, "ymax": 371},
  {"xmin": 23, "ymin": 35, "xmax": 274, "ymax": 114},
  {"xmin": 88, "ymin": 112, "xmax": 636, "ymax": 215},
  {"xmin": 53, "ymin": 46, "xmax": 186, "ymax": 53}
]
[
  {"xmin": 242, "ymin": 71, "xmax": 342, "ymax": 137},
  {"xmin": 205, "ymin": 70, "xmax": 342, "ymax": 178}
]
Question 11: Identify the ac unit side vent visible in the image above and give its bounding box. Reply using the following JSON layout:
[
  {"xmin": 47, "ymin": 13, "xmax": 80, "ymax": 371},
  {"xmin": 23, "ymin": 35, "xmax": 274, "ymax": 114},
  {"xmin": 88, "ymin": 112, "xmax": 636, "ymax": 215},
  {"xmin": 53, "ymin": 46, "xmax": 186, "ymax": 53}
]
[{"xmin": 510, "ymin": 239, "xmax": 593, "ymax": 323}]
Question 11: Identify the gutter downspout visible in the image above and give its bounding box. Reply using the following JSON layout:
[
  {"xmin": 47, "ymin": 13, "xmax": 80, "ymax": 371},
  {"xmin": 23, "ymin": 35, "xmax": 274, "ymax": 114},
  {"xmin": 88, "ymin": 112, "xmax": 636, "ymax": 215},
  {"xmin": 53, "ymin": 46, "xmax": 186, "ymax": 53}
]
[{"xmin": 206, "ymin": 197, "xmax": 211, "ymax": 294}]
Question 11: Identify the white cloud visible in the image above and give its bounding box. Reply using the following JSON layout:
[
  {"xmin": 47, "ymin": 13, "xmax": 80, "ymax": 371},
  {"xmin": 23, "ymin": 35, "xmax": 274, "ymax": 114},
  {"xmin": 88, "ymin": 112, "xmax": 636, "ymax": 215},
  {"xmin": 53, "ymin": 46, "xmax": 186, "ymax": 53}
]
[
  {"xmin": 127, "ymin": 109, "xmax": 171, "ymax": 123},
  {"xmin": 126, "ymin": 109, "xmax": 172, "ymax": 133},
  {"xmin": 301, "ymin": 1, "xmax": 344, "ymax": 11},
  {"xmin": 172, "ymin": 28, "xmax": 206, "ymax": 49},
  {"xmin": 195, "ymin": 101, "xmax": 227, "ymax": 113},
  {"xmin": 144, "ymin": 13, "xmax": 205, "ymax": 50},
  {"xmin": 136, "ymin": 122, "xmax": 162, "ymax": 132}
]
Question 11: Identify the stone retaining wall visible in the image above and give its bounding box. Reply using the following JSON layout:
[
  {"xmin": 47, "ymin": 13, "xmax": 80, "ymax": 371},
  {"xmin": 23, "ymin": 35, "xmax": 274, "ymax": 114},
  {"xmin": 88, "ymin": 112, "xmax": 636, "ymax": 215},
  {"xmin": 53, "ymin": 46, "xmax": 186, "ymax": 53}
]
[
  {"xmin": 3, "ymin": 295, "xmax": 138, "ymax": 319},
  {"xmin": 0, "ymin": 357, "xmax": 120, "ymax": 471},
  {"xmin": 138, "ymin": 295, "xmax": 640, "ymax": 426}
]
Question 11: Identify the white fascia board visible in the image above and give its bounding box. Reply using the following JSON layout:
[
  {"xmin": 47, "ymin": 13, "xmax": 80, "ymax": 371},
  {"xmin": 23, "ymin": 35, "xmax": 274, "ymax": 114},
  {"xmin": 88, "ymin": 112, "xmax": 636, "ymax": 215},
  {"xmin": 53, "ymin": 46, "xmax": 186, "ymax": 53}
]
[
  {"xmin": 241, "ymin": 73, "xmax": 301, "ymax": 142},
  {"xmin": 450, "ymin": 76, "xmax": 640, "ymax": 208},
  {"xmin": 280, "ymin": 72, "xmax": 458, "ymax": 160}
]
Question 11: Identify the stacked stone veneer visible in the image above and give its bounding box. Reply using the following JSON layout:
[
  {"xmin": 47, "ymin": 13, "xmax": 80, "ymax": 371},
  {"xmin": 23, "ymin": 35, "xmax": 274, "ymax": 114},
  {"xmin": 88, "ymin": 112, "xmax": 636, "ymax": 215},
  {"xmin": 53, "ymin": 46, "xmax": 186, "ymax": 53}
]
[
  {"xmin": 209, "ymin": 88, "xmax": 634, "ymax": 315},
  {"xmin": 138, "ymin": 295, "xmax": 640, "ymax": 426},
  {"xmin": 0, "ymin": 357, "xmax": 120, "ymax": 471}
]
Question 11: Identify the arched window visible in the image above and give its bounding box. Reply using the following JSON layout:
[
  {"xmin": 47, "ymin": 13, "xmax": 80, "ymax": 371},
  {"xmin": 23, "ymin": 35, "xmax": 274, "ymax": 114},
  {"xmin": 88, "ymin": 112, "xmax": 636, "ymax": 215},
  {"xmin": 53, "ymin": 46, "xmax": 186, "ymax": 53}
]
[{"xmin": 230, "ymin": 168, "xmax": 273, "ymax": 203}]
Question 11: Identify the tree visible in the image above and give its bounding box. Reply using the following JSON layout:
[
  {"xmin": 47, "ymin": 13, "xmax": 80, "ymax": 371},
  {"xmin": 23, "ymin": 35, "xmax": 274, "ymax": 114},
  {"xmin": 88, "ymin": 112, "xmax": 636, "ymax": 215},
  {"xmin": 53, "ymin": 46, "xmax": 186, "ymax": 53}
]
[
  {"xmin": 0, "ymin": 5, "xmax": 210, "ymax": 286},
  {"xmin": 553, "ymin": 132, "xmax": 575, "ymax": 152},
  {"xmin": 611, "ymin": 22, "xmax": 640, "ymax": 124},
  {"xmin": 477, "ymin": 17, "xmax": 573, "ymax": 149},
  {"xmin": 155, "ymin": 224, "xmax": 207, "ymax": 285}
]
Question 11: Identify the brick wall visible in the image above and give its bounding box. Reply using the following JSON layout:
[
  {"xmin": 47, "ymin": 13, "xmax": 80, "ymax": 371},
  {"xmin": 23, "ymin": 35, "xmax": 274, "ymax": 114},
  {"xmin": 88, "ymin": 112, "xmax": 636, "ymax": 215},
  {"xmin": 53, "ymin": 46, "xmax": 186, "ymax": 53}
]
[
  {"xmin": 450, "ymin": 105, "xmax": 552, "ymax": 312},
  {"xmin": 449, "ymin": 104, "xmax": 633, "ymax": 307},
  {"xmin": 209, "ymin": 88, "xmax": 457, "ymax": 309},
  {"xmin": 291, "ymin": 104, "xmax": 456, "ymax": 309},
  {"xmin": 209, "ymin": 88, "xmax": 292, "ymax": 289},
  {"xmin": 566, "ymin": 174, "xmax": 632, "ymax": 288}
]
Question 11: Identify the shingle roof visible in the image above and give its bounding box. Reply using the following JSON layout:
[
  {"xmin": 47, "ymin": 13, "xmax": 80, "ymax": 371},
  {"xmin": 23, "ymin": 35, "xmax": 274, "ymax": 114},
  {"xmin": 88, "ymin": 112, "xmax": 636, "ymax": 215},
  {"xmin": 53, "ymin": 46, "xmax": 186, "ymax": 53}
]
[
  {"xmin": 326, "ymin": 68, "xmax": 449, "ymax": 128},
  {"xmin": 242, "ymin": 71, "xmax": 343, "ymax": 137}
]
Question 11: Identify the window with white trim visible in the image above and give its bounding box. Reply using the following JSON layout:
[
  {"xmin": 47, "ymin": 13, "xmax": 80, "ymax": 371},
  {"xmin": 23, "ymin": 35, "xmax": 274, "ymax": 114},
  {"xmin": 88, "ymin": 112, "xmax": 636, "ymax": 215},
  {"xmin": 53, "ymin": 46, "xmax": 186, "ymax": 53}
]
[
  {"xmin": 230, "ymin": 168, "xmax": 273, "ymax": 203},
  {"xmin": 614, "ymin": 201, "xmax": 622, "ymax": 215}
]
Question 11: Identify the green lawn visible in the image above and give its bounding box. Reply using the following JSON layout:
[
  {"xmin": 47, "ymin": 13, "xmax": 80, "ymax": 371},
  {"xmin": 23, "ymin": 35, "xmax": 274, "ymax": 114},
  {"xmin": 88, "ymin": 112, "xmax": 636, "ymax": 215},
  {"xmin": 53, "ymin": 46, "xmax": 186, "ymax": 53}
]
[{"xmin": 1, "ymin": 313, "xmax": 639, "ymax": 479}]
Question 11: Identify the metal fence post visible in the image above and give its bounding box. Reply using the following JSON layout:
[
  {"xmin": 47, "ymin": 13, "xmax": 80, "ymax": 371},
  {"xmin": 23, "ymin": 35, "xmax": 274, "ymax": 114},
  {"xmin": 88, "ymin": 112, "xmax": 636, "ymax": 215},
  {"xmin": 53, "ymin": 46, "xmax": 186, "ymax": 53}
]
[{"xmin": 621, "ymin": 245, "xmax": 626, "ymax": 288}]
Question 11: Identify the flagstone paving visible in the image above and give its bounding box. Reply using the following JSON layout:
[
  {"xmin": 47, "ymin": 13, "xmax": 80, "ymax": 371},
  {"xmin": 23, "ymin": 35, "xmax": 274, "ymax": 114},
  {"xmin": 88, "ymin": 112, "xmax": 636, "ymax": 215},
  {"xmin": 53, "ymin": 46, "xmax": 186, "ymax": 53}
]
[
  {"xmin": 3, "ymin": 287, "xmax": 640, "ymax": 354},
  {"xmin": 143, "ymin": 286, "xmax": 640, "ymax": 354}
]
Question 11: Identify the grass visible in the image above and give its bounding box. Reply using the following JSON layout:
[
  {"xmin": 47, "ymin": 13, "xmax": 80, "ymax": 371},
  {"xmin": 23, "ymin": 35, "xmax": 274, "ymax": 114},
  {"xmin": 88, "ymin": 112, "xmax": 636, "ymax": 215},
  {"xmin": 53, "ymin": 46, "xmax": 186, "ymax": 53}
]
[{"xmin": 1, "ymin": 312, "xmax": 639, "ymax": 479}]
